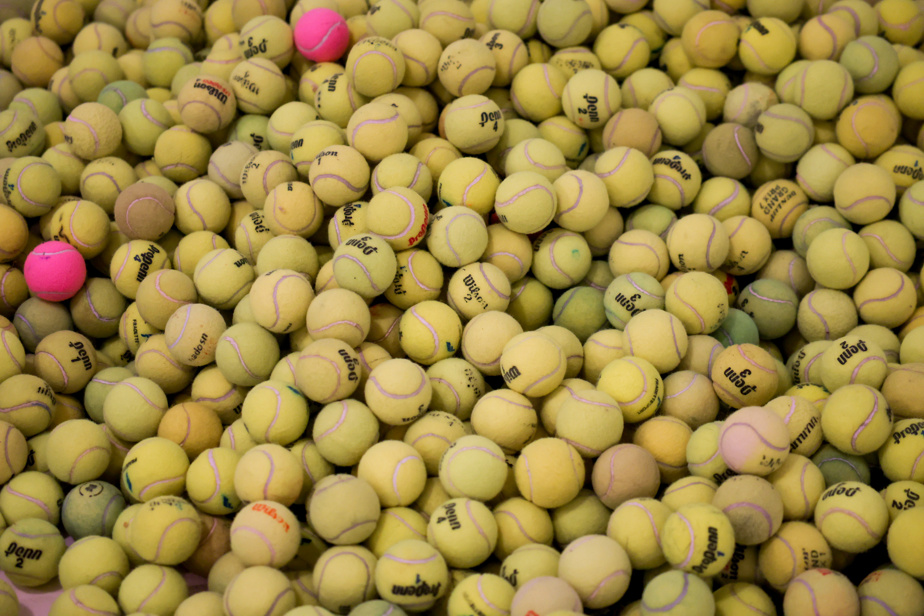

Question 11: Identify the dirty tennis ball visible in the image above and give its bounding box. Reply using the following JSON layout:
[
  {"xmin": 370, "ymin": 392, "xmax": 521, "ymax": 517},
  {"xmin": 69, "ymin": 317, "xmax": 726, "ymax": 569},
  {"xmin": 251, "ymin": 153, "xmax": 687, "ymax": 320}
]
[
  {"xmin": 719, "ymin": 406, "xmax": 790, "ymax": 476},
  {"xmin": 835, "ymin": 95, "xmax": 901, "ymax": 160},
  {"xmin": 113, "ymin": 183, "xmax": 176, "ymax": 242},
  {"xmin": 712, "ymin": 475, "xmax": 784, "ymax": 546},
  {"xmin": 0, "ymin": 518, "xmax": 66, "ymax": 587},
  {"xmin": 766, "ymin": 454, "xmax": 827, "ymax": 521},
  {"xmin": 493, "ymin": 170, "xmax": 558, "ymax": 235},
  {"xmin": 46, "ymin": 419, "xmax": 110, "ymax": 485},
  {"xmin": 437, "ymin": 38, "xmax": 497, "ymax": 98},
  {"xmin": 214, "ymin": 322, "xmax": 279, "ymax": 387},
  {"xmin": 735, "ymin": 278, "xmax": 798, "ymax": 340},
  {"xmin": 648, "ymin": 87, "xmax": 706, "ymax": 147},
  {"xmin": 814, "ymin": 481, "xmax": 889, "ymax": 553},
  {"xmin": 63, "ymin": 102, "xmax": 122, "ymax": 160},
  {"xmin": 308, "ymin": 474, "xmax": 381, "ymax": 545},
  {"xmin": 157, "ymin": 401, "xmax": 223, "ymax": 460},
  {"xmin": 230, "ymin": 500, "xmax": 299, "ymax": 568},
  {"xmin": 60, "ymin": 479, "xmax": 125, "ymax": 540}
]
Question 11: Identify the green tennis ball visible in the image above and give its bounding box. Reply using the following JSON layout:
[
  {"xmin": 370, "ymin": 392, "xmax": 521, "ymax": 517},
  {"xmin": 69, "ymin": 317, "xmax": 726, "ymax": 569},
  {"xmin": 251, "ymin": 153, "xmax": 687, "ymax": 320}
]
[{"xmin": 61, "ymin": 480, "xmax": 125, "ymax": 540}]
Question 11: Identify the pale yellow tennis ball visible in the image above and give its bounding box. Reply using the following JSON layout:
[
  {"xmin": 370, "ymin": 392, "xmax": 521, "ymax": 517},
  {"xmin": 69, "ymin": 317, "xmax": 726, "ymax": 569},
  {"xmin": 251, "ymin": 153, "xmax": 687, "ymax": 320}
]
[
  {"xmin": 833, "ymin": 162, "xmax": 896, "ymax": 225},
  {"xmin": 154, "ymin": 125, "xmax": 213, "ymax": 183},
  {"xmin": 346, "ymin": 36, "xmax": 405, "ymax": 98},
  {"xmin": 805, "ymin": 228, "xmax": 870, "ymax": 290},
  {"xmin": 648, "ymin": 86, "xmax": 706, "ymax": 147},
  {"xmin": 711, "ymin": 343, "xmax": 779, "ymax": 408},
  {"xmin": 0, "ymin": 518, "xmax": 66, "ymax": 587},
  {"xmin": 127, "ymin": 495, "xmax": 200, "ymax": 566},
  {"xmin": 294, "ymin": 338, "xmax": 360, "ymax": 404},
  {"xmin": 228, "ymin": 499, "xmax": 300, "ymax": 568},
  {"xmin": 398, "ymin": 301, "xmax": 462, "ymax": 366},
  {"xmin": 514, "ymin": 437, "xmax": 584, "ymax": 509},
  {"xmin": 738, "ymin": 17, "xmax": 797, "ymax": 74},
  {"xmin": 364, "ymin": 357, "xmax": 432, "ymax": 425},
  {"xmin": 221, "ymin": 565, "xmax": 295, "ymax": 616},
  {"xmin": 10, "ymin": 36, "xmax": 65, "ymax": 89},
  {"xmin": 497, "ymin": 331, "xmax": 565, "ymax": 397},
  {"xmin": 308, "ymin": 474, "xmax": 381, "ymax": 545},
  {"xmin": 437, "ymin": 434, "xmax": 507, "ymax": 503}
]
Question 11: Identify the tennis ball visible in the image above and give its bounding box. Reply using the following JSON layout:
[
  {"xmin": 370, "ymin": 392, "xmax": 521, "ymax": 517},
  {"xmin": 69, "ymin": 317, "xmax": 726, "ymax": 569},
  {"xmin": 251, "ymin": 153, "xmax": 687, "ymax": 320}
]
[
  {"xmin": 607, "ymin": 230, "xmax": 669, "ymax": 282},
  {"xmin": 889, "ymin": 507, "xmax": 924, "ymax": 578},
  {"xmin": 119, "ymin": 563, "xmax": 190, "ymax": 614},
  {"xmin": 177, "ymin": 76, "xmax": 236, "ymax": 135},
  {"xmin": 710, "ymin": 343, "xmax": 780, "ymax": 408},
  {"xmin": 185, "ymin": 447, "xmax": 241, "ymax": 516},
  {"xmin": 765, "ymin": 454, "xmax": 826, "ymax": 521},
  {"xmin": 126, "ymin": 495, "xmax": 200, "ymax": 566},
  {"xmin": 661, "ymin": 503, "xmax": 735, "ymax": 577},
  {"xmin": 498, "ymin": 331, "xmax": 566, "ymax": 397},
  {"xmin": 308, "ymin": 474, "xmax": 380, "ymax": 545},
  {"xmin": 425, "ymin": 497, "xmax": 497, "ymax": 569},
  {"xmin": 0, "ymin": 517, "xmax": 66, "ymax": 587},
  {"xmin": 712, "ymin": 474, "xmax": 784, "ymax": 545},
  {"xmin": 0, "ymin": 420, "xmax": 27, "ymax": 485},
  {"xmin": 857, "ymin": 568, "xmax": 924, "ymax": 616},
  {"xmin": 805, "ymin": 228, "xmax": 870, "ymax": 290},
  {"xmin": 596, "ymin": 356, "xmax": 664, "ymax": 424},
  {"xmin": 311, "ymin": 399, "xmax": 377, "ymax": 467},
  {"xmin": 795, "ymin": 144, "xmax": 855, "ymax": 204},
  {"xmin": 163, "ymin": 303, "xmax": 226, "ymax": 367},
  {"xmin": 686, "ymin": 422, "xmax": 732, "ymax": 483},
  {"xmin": 294, "ymin": 337, "xmax": 359, "ymax": 404},
  {"xmin": 797, "ymin": 289, "xmax": 858, "ymax": 342},
  {"xmin": 157, "ymin": 402, "xmax": 223, "ymax": 460},
  {"xmin": 4, "ymin": 158, "xmax": 62, "ymax": 220},
  {"xmin": 438, "ymin": 434, "xmax": 507, "ymax": 502},
  {"xmin": 837, "ymin": 95, "xmax": 901, "ymax": 159},
  {"xmin": 304, "ymin": 287, "xmax": 370, "ymax": 348},
  {"xmin": 214, "ymin": 321, "xmax": 279, "ymax": 387},
  {"xmin": 58, "ymin": 535, "xmax": 129, "ymax": 596},
  {"xmin": 60, "ymin": 480, "xmax": 125, "ymax": 540},
  {"xmin": 228, "ymin": 499, "xmax": 299, "ymax": 568},
  {"xmin": 719, "ymin": 406, "xmax": 789, "ymax": 475},
  {"xmin": 833, "ymin": 162, "xmax": 896, "ymax": 225},
  {"xmin": 782, "ymin": 568, "xmax": 860, "ymax": 616},
  {"xmin": 46, "ymin": 418, "xmax": 110, "ymax": 485},
  {"xmin": 603, "ymin": 272, "xmax": 665, "ymax": 330},
  {"xmin": 10, "ymin": 36, "xmax": 65, "ymax": 89},
  {"xmin": 814, "ymin": 481, "xmax": 888, "ymax": 553},
  {"xmin": 765, "ymin": 395, "xmax": 823, "ymax": 457},
  {"xmin": 623, "ymin": 308, "xmax": 688, "ymax": 374},
  {"xmin": 312, "ymin": 545, "xmax": 378, "ymax": 612},
  {"xmin": 665, "ymin": 272, "xmax": 729, "ymax": 336},
  {"xmin": 509, "ymin": 575, "xmax": 582, "ymax": 616},
  {"xmin": 62, "ymin": 102, "xmax": 123, "ymax": 161},
  {"xmin": 0, "ymin": 470, "xmax": 63, "ymax": 525},
  {"xmin": 121, "ymin": 437, "xmax": 190, "ymax": 504},
  {"xmin": 514, "ymin": 437, "xmax": 584, "ymax": 509},
  {"xmin": 640, "ymin": 570, "xmax": 714, "ymax": 616},
  {"xmin": 233, "ymin": 443, "xmax": 302, "ymax": 507},
  {"xmin": 879, "ymin": 419, "xmax": 924, "ymax": 483},
  {"xmin": 357, "ymin": 440, "xmax": 426, "ymax": 508},
  {"xmin": 364, "ymin": 506, "xmax": 427, "ymax": 560},
  {"xmin": 399, "ymin": 301, "xmax": 463, "ymax": 366},
  {"xmin": 812, "ymin": 443, "xmax": 870, "ymax": 487},
  {"xmin": 634, "ymin": 416, "xmax": 694, "ymax": 483},
  {"xmin": 605, "ymin": 498, "xmax": 671, "ymax": 570},
  {"xmin": 661, "ymin": 371, "xmax": 719, "ymax": 430},
  {"xmin": 374, "ymin": 539, "xmax": 448, "ymax": 611},
  {"xmin": 661, "ymin": 476, "xmax": 720, "ymax": 511}
]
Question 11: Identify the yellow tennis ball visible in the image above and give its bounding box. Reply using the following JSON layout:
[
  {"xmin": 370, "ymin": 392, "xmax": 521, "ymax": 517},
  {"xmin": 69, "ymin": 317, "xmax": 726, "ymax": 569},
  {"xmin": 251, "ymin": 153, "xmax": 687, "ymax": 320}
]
[
  {"xmin": 374, "ymin": 539, "xmax": 449, "ymax": 611},
  {"xmin": 514, "ymin": 437, "xmax": 584, "ymax": 509},
  {"xmin": 346, "ymin": 36, "xmax": 405, "ymax": 98},
  {"xmin": 623, "ymin": 308, "xmax": 688, "ymax": 374},
  {"xmin": 425, "ymin": 497, "xmax": 497, "ymax": 569},
  {"xmin": 46, "ymin": 418, "xmax": 110, "ymax": 485},
  {"xmin": 596, "ymin": 356, "xmax": 663, "ymax": 424},
  {"xmin": 814, "ymin": 481, "xmax": 889, "ymax": 553},
  {"xmin": 633, "ymin": 416, "xmax": 694, "ymax": 484},
  {"xmin": 836, "ymin": 95, "xmax": 901, "ymax": 159},
  {"xmin": 640, "ymin": 570, "xmax": 714, "ymax": 616},
  {"xmin": 661, "ymin": 502, "xmax": 735, "ymax": 577},
  {"xmin": 294, "ymin": 337, "xmax": 360, "ymax": 403},
  {"xmin": 364, "ymin": 357, "xmax": 432, "ymax": 425},
  {"xmin": 712, "ymin": 474, "xmax": 784, "ymax": 545},
  {"xmin": 308, "ymin": 474, "xmax": 380, "ymax": 545},
  {"xmin": 229, "ymin": 499, "xmax": 300, "ymax": 568},
  {"xmin": 185, "ymin": 447, "xmax": 241, "ymax": 515},
  {"xmin": 0, "ymin": 518, "xmax": 66, "ymax": 587},
  {"xmin": 121, "ymin": 437, "xmax": 189, "ymax": 503},
  {"xmin": 498, "ymin": 331, "xmax": 566, "ymax": 397},
  {"xmin": 127, "ymin": 495, "xmax": 200, "ymax": 566},
  {"xmin": 11, "ymin": 36, "xmax": 65, "ymax": 89},
  {"xmin": 856, "ymin": 568, "xmax": 924, "ymax": 616},
  {"xmin": 357, "ymin": 440, "xmax": 426, "ymax": 508},
  {"xmin": 398, "ymin": 301, "xmax": 463, "ymax": 366},
  {"xmin": 805, "ymin": 228, "xmax": 870, "ymax": 290},
  {"xmin": 438, "ymin": 434, "xmax": 507, "ymax": 502},
  {"xmin": 312, "ymin": 399, "xmax": 379, "ymax": 467}
]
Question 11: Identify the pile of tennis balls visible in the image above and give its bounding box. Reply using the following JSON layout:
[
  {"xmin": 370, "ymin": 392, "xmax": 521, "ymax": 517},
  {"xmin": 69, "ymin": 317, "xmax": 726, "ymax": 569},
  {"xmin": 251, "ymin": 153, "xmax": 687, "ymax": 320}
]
[{"xmin": 1, "ymin": 0, "xmax": 924, "ymax": 614}]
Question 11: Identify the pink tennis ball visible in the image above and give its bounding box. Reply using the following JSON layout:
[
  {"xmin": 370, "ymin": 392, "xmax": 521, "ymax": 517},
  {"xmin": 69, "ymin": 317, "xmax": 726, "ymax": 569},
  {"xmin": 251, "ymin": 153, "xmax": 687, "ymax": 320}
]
[
  {"xmin": 23, "ymin": 241, "xmax": 87, "ymax": 302},
  {"xmin": 295, "ymin": 8, "xmax": 350, "ymax": 62},
  {"xmin": 718, "ymin": 405, "xmax": 790, "ymax": 476}
]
